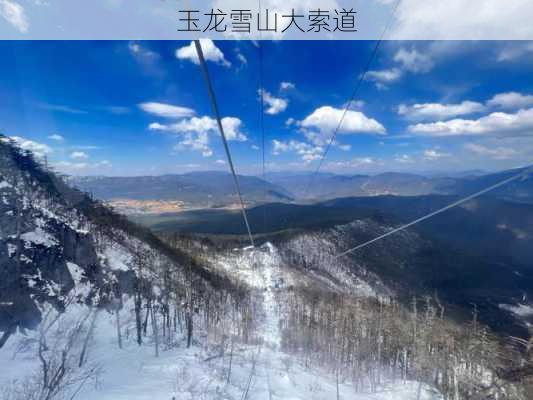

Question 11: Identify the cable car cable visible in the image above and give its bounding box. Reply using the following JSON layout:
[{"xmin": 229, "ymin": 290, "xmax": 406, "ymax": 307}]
[
  {"xmin": 335, "ymin": 166, "xmax": 532, "ymax": 258},
  {"xmin": 194, "ymin": 40, "xmax": 255, "ymax": 247}
]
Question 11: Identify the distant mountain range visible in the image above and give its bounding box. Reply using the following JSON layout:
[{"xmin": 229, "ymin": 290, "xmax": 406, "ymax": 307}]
[
  {"xmin": 70, "ymin": 166, "xmax": 533, "ymax": 207},
  {"xmin": 267, "ymin": 167, "xmax": 533, "ymax": 203},
  {"xmin": 69, "ymin": 171, "xmax": 293, "ymax": 207}
]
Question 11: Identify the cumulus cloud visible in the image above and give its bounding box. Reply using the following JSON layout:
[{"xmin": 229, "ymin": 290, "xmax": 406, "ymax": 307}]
[
  {"xmin": 174, "ymin": 131, "xmax": 213, "ymax": 157},
  {"xmin": 408, "ymin": 108, "xmax": 533, "ymax": 137},
  {"xmin": 365, "ymin": 47, "xmax": 433, "ymax": 89},
  {"xmin": 280, "ymin": 81, "xmax": 295, "ymax": 91},
  {"xmin": 150, "ymin": 116, "xmax": 247, "ymax": 157},
  {"xmin": 70, "ymin": 151, "xmax": 89, "ymax": 160},
  {"xmin": 149, "ymin": 116, "xmax": 247, "ymax": 141},
  {"xmin": 398, "ymin": 101, "xmax": 485, "ymax": 120},
  {"xmin": 47, "ymin": 134, "xmax": 64, "ymax": 142},
  {"xmin": 300, "ymin": 106, "xmax": 386, "ymax": 136},
  {"xmin": 464, "ymin": 143, "xmax": 519, "ymax": 160},
  {"xmin": 272, "ymin": 139, "xmax": 323, "ymax": 163},
  {"xmin": 487, "ymin": 92, "xmax": 533, "ymax": 109},
  {"xmin": 259, "ymin": 89, "xmax": 288, "ymax": 115},
  {"xmin": 8, "ymin": 136, "xmax": 52, "ymax": 157},
  {"xmin": 176, "ymin": 39, "xmax": 230, "ymax": 67},
  {"xmin": 138, "ymin": 102, "xmax": 195, "ymax": 119},
  {"xmin": 215, "ymin": 159, "xmax": 226, "ymax": 165},
  {"xmin": 365, "ymin": 68, "xmax": 402, "ymax": 88},
  {"xmin": 393, "ymin": 48, "xmax": 434, "ymax": 73},
  {"xmin": 0, "ymin": 0, "xmax": 28, "ymax": 33}
]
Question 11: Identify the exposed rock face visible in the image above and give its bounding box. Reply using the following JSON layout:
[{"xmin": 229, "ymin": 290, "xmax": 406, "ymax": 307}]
[
  {"xmin": 0, "ymin": 139, "xmax": 118, "ymax": 345},
  {"xmin": 1, "ymin": 179, "xmax": 92, "ymax": 337},
  {"xmin": 0, "ymin": 138, "xmax": 211, "ymax": 349}
]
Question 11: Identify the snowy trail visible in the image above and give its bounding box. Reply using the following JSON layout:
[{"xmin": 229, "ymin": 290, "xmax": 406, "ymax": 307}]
[{"xmin": 212, "ymin": 242, "xmax": 443, "ymax": 400}]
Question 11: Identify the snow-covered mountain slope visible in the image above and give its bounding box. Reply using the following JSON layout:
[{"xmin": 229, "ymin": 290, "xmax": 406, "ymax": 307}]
[
  {"xmin": 0, "ymin": 137, "xmax": 223, "ymax": 348},
  {"xmin": 0, "ymin": 151, "xmax": 443, "ymax": 400},
  {"xmin": 0, "ymin": 290, "xmax": 442, "ymax": 400},
  {"xmin": 1, "ymin": 138, "xmax": 530, "ymax": 399}
]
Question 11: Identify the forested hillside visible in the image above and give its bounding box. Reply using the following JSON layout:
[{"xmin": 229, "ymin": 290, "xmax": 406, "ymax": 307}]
[{"xmin": 1, "ymin": 136, "xmax": 532, "ymax": 399}]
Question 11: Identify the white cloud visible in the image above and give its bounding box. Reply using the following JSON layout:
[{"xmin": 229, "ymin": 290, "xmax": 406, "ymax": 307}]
[
  {"xmin": 8, "ymin": 136, "xmax": 52, "ymax": 157},
  {"xmin": 325, "ymin": 157, "xmax": 378, "ymax": 170},
  {"xmin": 300, "ymin": 106, "xmax": 386, "ymax": 136},
  {"xmin": 280, "ymin": 81, "xmax": 295, "ymax": 91},
  {"xmin": 139, "ymin": 102, "xmax": 195, "ymax": 119},
  {"xmin": 395, "ymin": 154, "xmax": 415, "ymax": 164},
  {"xmin": 338, "ymin": 144, "xmax": 352, "ymax": 151},
  {"xmin": 365, "ymin": 68, "xmax": 402, "ymax": 87},
  {"xmin": 98, "ymin": 160, "xmax": 112, "ymax": 167},
  {"xmin": 393, "ymin": 48, "xmax": 434, "ymax": 73},
  {"xmin": 37, "ymin": 103, "xmax": 87, "ymax": 114},
  {"xmin": 259, "ymin": 89, "xmax": 288, "ymax": 115},
  {"xmin": 218, "ymin": 117, "xmax": 248, "ymax": 141},
  {"xmin": 128, "ymin": 41, "xmax": 157, "ymax": 59},
  {"xmin": 497, "ymin": 42, "xmax": 533, "ymax": 61},
  {"xmin": 176, "ymin": 39, "xmax": 230, "ymax": 67},
  {"xmin": 464, "ymin": 143, "xmax": 519, "ymax": 160},
  {"xmin": 272, "ymin": 139, "xmax": 323, "ymax": 163},
  {"xmin": 54, "ymin": 160, "xmax": 112, "ymax": 174},
  {"xmin": 174, "ymin": 131, "xmax": 213, "ymax": 157},
  {"xmin": 0, "ymin": 0, "xmax": 28, "ymax": 33},
  {"xmin": 70, "ymin": 151, "xmax": 89, "ymax": 160},
  {"xmin": 365, "ymin": 47, "xmax": 433, "ymax": 89},
  {"xmin": 47, "ymin": 134, "xmax": 64, "ymax": 142},
  {"xmin": 389, "ymin": 0, "xmax": 533, "ymax": 40},
  {"xmin": 235, "ymin": 48, "xmax": 247, "ymax": 67},
  {"xmin": 487, "ymin": 92, "xmax": 533, "ymax": 109},
  {"xmin": 285, "ymin": 117, "xmax": 296, "ymax": 127},
  {"xmin": 236, "ymin": 52, "xmax": 247, "ymax": 65},
  {"xmin": 423, "ymin": 149, "xmax": 449, "ymax": 160},
  {"xmin": 398, "ymin": 101, "xmax": 485, "ymax": 120},
  {"xmin": 408, "ymin": 108, "xmax": 533, "ymax": 137},
  {"xmin": 55, "ymin": 161, "xmax": 88, "ymax": 170},
  {"xmin": 149, "ymin": 116, "xmax": 247, "ymax": 141},
  {"xmin": 149, "ymin": 115, "xmax": 247, "ymax": 157},
  {"xmin": 215, "ymin": 159, "xmax": 226, "ymax": 165},
  {"xmin": 251, "ymin": 144, "xmax": 260, "ymax": 150}
]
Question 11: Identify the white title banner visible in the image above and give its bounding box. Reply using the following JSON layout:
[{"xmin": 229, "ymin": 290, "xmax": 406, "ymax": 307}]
[{"xmin": 0, "ymin": 0, "xmax": 532, "ymax": 39}]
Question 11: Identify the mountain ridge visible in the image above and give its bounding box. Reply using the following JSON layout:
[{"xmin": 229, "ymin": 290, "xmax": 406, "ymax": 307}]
[{"xmin": 69, "ymin": 166, "xmax": 533, "ymax": 207}]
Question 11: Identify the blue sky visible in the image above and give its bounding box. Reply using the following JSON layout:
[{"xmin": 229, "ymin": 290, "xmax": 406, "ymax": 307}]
[{"xmin": 1, "ymin": 40, "xmax": 533, "ymax": 177}]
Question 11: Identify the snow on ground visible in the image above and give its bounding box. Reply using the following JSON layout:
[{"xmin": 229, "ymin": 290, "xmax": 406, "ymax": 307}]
[
  {"xmin": 0, "ymin": 242, "xmax": 443, "ymax": 400},
  {"xmin": 20, "ymin": 227, "xmax": 59, "ymax": 248},
  {"xmin": 500, "ymin": 303, "xmax": 533, "ymax": 327},
  {"xmin": 100, "ymin": 242, "xmax": 134, "ymax": 271},
  {"xmin": 500, "ymin": 303, "xmax": 533, "ymax": 317},
  {"xmin": 204, "ymin": 242, "xmax": 443, "ymax": 400}
]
